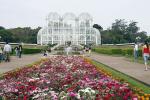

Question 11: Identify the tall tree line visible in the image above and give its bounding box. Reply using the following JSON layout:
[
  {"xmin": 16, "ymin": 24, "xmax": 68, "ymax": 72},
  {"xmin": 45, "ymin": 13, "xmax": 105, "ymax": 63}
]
[
  {"xmin": 0, "ymin": 26, "xmax": 41, "ymax": 43},
  {"xmin": 0, "ymin": 19, "xmax": 149, "ymax": 44},
  {"xmin": 94, "ymin": 19, "xmax": 148, "ymax": 44}
]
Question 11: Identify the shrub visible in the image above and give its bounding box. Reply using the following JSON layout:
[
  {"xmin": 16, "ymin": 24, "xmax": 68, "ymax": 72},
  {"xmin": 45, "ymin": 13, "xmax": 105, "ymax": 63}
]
[
  {"xmin": 111, "ymin": 49, "xmax": 122, "ymax": 55},
  {"xmin": 122, "ymin": 49, "xmax": 133, "ymax": 56},
  {"xmin": 72, "ymin": 51, "xmax": 80, "ymax": 55},
  {"xmin": 138, "ymin": 50, "xmax": 142, "ymax": 57},
  {"xmin": 56, "ymin": 51, "xmax": 65, "ymax": 55},
  {"xmin": 94, "ymin": 48, "xmax": 112, "ymax": 55},
  {"xmin": 22, "ymin": 48, "xmax": 42, "ymax": 54},
  {"xmin": 54, "ymin": 46, "xmax": 64, "ymax": 51},
  {"xmin": 93, "ymin": 47, "xmax": 143, "ymax": 57}
]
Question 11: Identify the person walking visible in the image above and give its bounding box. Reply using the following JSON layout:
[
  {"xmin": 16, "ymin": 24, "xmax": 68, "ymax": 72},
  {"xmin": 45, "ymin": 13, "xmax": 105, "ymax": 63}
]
[
  {"xmin": 3, "ymin": 42, "xmax": 12, "ymax": 62},
  {"xmin": 0, "ymin": 46, "xmax": 3, "ymax": 62},
  {"xmin": 142, "ymin": 41, "xmax": 150, "ymax": 71},
  {"xmin": 18, "ymin": 44, "xmax": 22, "ymax": 58},
  {"xmin": 88, "ymin": 46, "xmax": 92, "ymax": 56},
  {"xmin": 134, "ymin": 42, "xmax": 138, "ymax": 62},
  {"xmin": 65, "ymin": 46, "xmax": 72, "ymax": 55},
  {"xmin": 14, "ymin": 46, "xmax": 19, "ymax": 57}
]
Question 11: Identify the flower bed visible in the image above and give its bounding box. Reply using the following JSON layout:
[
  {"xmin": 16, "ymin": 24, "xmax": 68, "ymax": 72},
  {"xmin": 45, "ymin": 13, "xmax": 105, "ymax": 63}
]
[{"xmin": 0, "ymin": 56, "xmax": 138, "ymax": 100}]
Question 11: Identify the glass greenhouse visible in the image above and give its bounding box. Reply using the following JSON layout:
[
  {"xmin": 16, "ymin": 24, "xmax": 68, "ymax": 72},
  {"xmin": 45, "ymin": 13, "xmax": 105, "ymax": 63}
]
[{"xmin": 37, "ymin": 12, "xmax": 101, "ymax": 45}]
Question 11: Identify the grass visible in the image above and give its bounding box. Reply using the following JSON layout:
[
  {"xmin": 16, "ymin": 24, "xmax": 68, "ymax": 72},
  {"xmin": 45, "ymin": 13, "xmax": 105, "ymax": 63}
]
[
  {"xmin": 92, "ymin": 60, "xmax": 150, "ymax": 94},
  {"xmin": 94, "ymin": 45, "xmax": 134, "ymax": 49}
]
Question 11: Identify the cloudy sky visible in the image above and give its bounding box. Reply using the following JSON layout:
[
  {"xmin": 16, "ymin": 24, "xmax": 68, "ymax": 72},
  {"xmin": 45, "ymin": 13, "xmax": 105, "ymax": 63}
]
[{"xmin": 0, "ymin": 0, "xmax": 150, "ymax": 34}]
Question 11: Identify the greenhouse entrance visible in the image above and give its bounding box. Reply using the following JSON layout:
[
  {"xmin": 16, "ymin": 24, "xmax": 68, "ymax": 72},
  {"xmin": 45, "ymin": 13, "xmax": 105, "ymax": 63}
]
[{"xmin": 65, "ymin": 41, "xmax": 72, "ymax": 46}]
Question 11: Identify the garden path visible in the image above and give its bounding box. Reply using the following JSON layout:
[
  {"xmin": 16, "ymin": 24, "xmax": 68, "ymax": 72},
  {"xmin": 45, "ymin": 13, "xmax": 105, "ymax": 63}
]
[
  {"xmin": 0, "ymin": 54, "xmax": 43, "ymax": 73},
  {"xmin": 88, "ymin": 53, "xmax": 150, "ymax": 85}
]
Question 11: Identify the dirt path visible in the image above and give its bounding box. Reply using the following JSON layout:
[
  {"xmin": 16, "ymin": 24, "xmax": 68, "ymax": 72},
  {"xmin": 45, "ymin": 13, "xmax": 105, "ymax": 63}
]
[{"xmin": 89, "ymin": 53, "xmax": 150, "ymax": 85}]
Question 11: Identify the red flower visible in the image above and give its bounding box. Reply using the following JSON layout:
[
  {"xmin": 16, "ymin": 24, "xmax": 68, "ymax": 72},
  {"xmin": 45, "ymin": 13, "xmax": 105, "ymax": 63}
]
[{"xmin": 23, "ymin": 95, "xmax": 28, "ymax": 100}]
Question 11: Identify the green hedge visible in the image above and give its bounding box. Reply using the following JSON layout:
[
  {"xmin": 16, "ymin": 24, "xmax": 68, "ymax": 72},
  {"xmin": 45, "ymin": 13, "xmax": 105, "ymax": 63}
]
[
  {"xmin": 22, "ymin": 48, "xmax": 42, "ymax": 54},
  {"xmin": 111, "ymin": 49, "xmax": 122, "ymax": 55},
  {"xmin": 92, "ymin": 48, "xmax": 142, "ymax": 57}
]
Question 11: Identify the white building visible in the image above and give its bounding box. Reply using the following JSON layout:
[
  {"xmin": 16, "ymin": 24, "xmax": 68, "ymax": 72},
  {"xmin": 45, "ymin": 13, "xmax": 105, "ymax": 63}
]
[{"xmin": 37, "ymin": 12, "xmax": 101, "ymax": 45}]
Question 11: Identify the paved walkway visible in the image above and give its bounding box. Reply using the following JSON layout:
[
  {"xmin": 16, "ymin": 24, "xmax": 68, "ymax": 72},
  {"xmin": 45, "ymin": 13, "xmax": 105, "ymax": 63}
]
[
  {"xmin": 89, "ymin": 53, "xmax": 150, "ymax": 85},
  {"xmin": 0, "ymin": 54, "xmax": 43, "ymax": 73}
]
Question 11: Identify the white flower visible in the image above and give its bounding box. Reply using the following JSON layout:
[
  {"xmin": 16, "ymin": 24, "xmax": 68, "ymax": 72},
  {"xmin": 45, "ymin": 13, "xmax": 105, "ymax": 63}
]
[
  {"xmin": 76, "ymin": 94, "xmax": 81, "ymax": 99},
  {"xmin": 60, "ymin": 96, "xmax": 67, "ymax": 100},
  {"xmin": 91, "ymin": 90, "xmax": 95, "ymax": 94},
  {"xmin": 28, "ymin": 79, "xmax": 35, "ymax": 82},
  {"xmin": 32, "ymin": 94, "xmax": 40, "ymax": 99}
]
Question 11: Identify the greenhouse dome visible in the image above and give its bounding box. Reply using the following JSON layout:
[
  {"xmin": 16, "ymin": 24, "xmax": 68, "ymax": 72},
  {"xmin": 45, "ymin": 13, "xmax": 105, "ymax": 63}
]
[{"xmin": 37, "ymin": 12, "xmax": 101, "ymax": 45}]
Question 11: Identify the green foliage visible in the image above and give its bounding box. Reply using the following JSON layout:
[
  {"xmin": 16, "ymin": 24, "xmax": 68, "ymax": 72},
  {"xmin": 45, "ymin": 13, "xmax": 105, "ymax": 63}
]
[
  {"xmin": 126, "ymin": 21, "xmax": 139, "ymax": 34},
  {"xmin": 56, "ymin": 51, "xmax": 65, "ymax": 55},
  {"xmin": 72, "ymin": 51, "xmax": 80, "ymax": 55},
  {"xmin": 22, "ymin": 48, "xmax": 42, "ymax": 54},
  {"xmin": 0, "ymin": 96, "xmax": 2, "ymax": 100},
  {"xmin": 0, "ymin": 26, "xmax": 5, "ymax": 30},
  {"xmin": 92, "ymin": 48, "xmax": 112, "ymax": 55},
  {"xmin": 0, "ymin": 26, "xmax": 41, "ymax": 43},
  {"xmin": 101, "ymin": 19, "xmax": 148, "ymax": 44},
  {"xmin": 111, "ymin": 49, "xmax": 122, "ymax": 54},
  {"xmin": 0, "ymin": 29, "xmax": 13, "ymax": 42},
  {"xmin": 47, "ymin": 43, "xmax": 57, "ymax": 47},
  {"xmin": 0, "ymin": 19, "xmax": 148, "ymax": 45},
  {"xmin": 93, "ymin": 24, "xmax": 103, "ymax": 31},
  {"xmin": 93, "ymin": 47, "xmax": 142, "ymax": 57},
  {"xmin": 8, "ymin": 27, "xmax": 41, "ymax": 43},
  {"xmin": 54, "ymin": 46, "xmax": 64, "ymax": 51},
  {"xmin": 93, "ymin": 44, "xmax": 144, "ymax": 58}
]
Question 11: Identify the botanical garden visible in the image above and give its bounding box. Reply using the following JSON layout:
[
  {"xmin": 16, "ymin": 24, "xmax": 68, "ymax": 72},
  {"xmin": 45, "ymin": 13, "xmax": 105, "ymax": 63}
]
[{"xmin": 0, "ymin": 12, "xmax": 150, "ymax": 100}]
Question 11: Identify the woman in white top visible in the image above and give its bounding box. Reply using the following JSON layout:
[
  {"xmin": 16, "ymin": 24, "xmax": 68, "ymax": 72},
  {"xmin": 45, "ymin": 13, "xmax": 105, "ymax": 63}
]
[
  {"xmin": 3, "ymin": 42, "xmax": 12, "ymax": 62},
  {"xmin": 134, "ymin": 42, "xmax": 138, "ymax": 62}
]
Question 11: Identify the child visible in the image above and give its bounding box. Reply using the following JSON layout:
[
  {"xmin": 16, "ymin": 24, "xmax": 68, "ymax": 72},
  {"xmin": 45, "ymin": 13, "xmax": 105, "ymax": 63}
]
[{"xmin": 43, "ymin": 50, "xmax": 48, "ymax": 56}]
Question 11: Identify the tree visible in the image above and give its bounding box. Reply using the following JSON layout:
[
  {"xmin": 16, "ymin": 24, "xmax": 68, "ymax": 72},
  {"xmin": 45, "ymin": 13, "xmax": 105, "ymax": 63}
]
[
  {"xmin": 126, "ymin": 21, "xmax": 139, "ymax": 34},
  {"xmin": 111, "ymin": 19, "xmax": 127, "ymax": 35},
  {"xmin": 123, "ymin": 33, "xmax": 135, "ymax": 43},
  {"xmin": 8, "ymin": 27, "xmax": 41, "ymax": 43},
  {"xmin": 0, "ymin": 30, "xmax": 13, "ymax": 42},
  {"xmin": 93, "ymin": 24, "xmax": 103, "ymax": 31},
  {"xmin": 0, "ymin": 26, "xmax": 5, "ymax": 30},
  {"xmin": 100, "ymin": 19, "xmax": 148, "ymax": 44},
  {"xmin": 136, "ymin": 31, "xmax": 147, "ymax": 42}
]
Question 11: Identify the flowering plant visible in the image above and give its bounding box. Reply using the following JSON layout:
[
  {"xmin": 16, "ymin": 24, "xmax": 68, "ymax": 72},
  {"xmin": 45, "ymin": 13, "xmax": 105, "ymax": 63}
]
[{"xmin": 0, "ymin": 56, "xmax": 138, "ymax": 99}]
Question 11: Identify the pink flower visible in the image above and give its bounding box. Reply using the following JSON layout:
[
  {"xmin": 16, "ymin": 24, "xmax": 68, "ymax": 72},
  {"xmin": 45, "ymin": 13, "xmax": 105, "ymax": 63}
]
[
  {"xmin": 0, "ymin": 56, "xmax": 135, "ymax": 99},
  {"xmin": 69, "ymin": 92, "xmax": 77, "ymax": 97}
]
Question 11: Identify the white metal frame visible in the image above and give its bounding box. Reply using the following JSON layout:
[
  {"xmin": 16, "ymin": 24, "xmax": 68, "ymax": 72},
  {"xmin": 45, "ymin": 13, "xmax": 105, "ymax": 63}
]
[{"xmin": 37, "ymin": 12, "xmax": 101, "ymax": 45}]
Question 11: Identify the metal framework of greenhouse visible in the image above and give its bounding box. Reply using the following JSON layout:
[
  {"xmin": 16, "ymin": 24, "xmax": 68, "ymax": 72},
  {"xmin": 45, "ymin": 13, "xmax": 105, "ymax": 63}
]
[{"xmin": 37, "ymin": 12, "xmax": 101, "ymax": 45}]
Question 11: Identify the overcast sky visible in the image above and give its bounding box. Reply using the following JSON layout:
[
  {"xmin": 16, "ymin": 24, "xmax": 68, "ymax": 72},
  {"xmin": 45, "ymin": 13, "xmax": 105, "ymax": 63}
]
[{"xmin": 0, "ymin": 0, "xmax": 150, "ymax": 34}]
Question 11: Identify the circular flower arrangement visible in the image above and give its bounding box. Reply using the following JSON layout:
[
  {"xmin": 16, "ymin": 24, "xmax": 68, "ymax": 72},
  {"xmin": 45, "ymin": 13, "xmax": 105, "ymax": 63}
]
[{"xmin": 0, "ymin": 56, "xmax": 138, "ymax": 100}]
